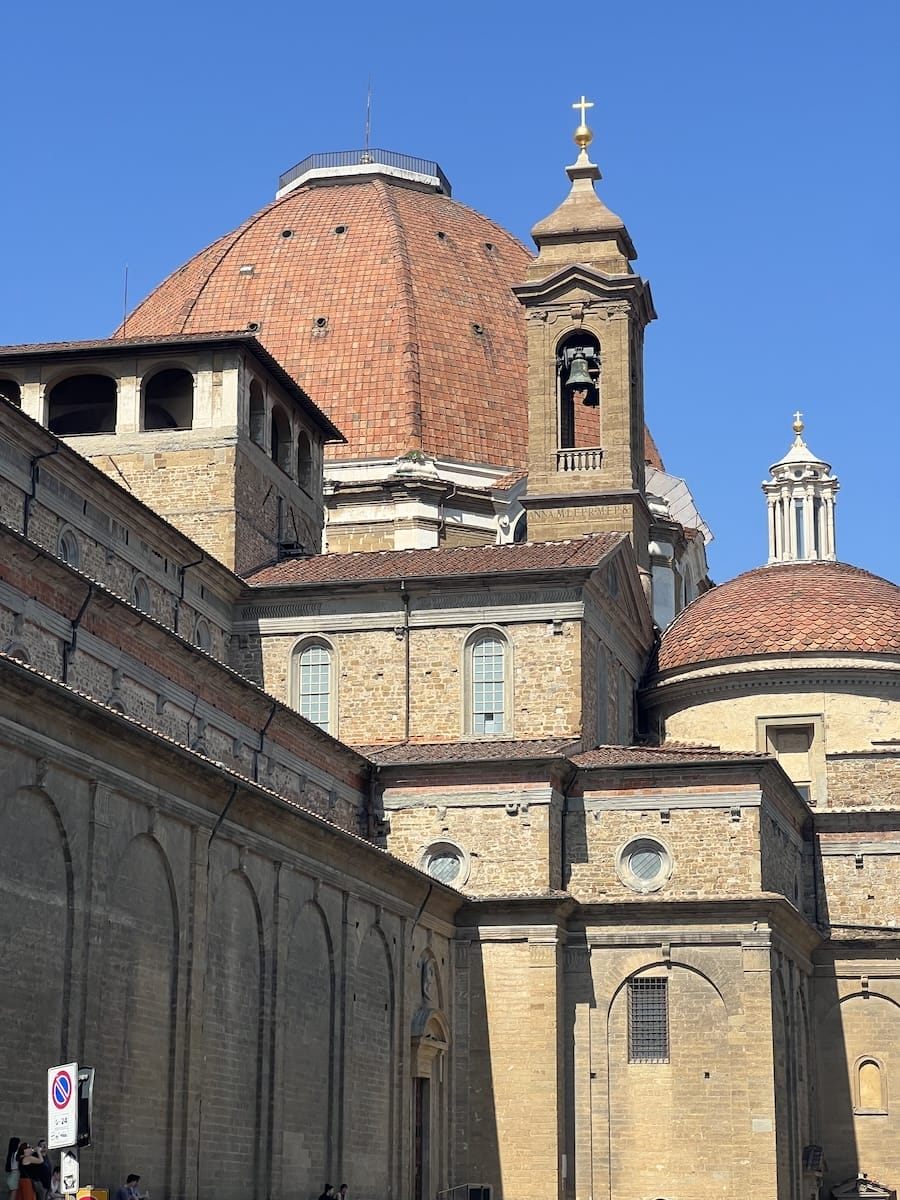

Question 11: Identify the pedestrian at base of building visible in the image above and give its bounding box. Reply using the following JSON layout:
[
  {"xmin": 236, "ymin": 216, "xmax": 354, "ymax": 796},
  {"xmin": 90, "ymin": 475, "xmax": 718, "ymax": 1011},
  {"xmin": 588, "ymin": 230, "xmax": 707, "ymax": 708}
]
[
  {"xmin": 4, "ymin": 1139, "xmax": 20, "ymax": 1200},
  {"xmin": 112, "ymin": 1173, "xmax": 145, "ymax": 1200}
]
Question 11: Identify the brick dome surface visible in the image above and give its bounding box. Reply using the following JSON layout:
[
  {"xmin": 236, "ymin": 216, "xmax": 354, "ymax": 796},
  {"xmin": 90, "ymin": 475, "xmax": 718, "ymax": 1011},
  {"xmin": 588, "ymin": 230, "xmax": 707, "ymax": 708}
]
[
  {"xmin": 657, "ymin": 561, "xmax": 900, "ymax": 671},
  {"xmin": 122, "ymin": 176, "xmax": 532, "ymax": 466}
]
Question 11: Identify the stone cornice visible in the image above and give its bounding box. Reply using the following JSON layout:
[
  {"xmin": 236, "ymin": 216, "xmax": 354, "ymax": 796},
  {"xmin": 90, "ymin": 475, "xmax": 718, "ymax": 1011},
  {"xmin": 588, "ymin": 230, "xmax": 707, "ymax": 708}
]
[
  {"xmin": 642, "ymin": 660, "xmax": 900, "ymax": 710},
  {"xmin": 512, "ymin": 262, "xmax": 656, "ymax": 324}
]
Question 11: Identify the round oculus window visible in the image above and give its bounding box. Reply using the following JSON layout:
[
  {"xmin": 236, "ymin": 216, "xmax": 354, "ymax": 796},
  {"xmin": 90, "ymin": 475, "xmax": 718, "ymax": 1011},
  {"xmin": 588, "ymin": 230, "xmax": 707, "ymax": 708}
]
[
  {"xmin": 421, "ymin": 840, "xmax": 469, "ymax": 887},
  {"xmin": 616, "ymin": 836, "xmax": 672, "ymax": 893}
]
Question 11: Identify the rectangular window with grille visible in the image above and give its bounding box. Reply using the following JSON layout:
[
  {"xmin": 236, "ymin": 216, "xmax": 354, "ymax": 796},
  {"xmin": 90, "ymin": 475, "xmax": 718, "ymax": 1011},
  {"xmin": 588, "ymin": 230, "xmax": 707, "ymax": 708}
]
[{"xmin": 628, "ymin": 977, "xmax": 669, "ymax": 1063}]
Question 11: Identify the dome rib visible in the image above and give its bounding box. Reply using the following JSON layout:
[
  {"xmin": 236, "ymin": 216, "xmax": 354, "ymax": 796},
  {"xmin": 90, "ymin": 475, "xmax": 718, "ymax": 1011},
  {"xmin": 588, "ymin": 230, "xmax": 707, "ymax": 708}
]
[
  {"xmin": 377, "ymin": 179, "xmax": 423, "ymax": 451},
  {"xmin": 658, "ymin": 561, "xmax": 900, "ymax": 672}
]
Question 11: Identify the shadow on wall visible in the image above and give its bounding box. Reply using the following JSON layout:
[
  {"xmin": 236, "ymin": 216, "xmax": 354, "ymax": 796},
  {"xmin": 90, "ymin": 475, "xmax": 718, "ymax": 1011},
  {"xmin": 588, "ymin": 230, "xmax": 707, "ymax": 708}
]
[
  {"xmin": 453, "ymin": 939, "xmax": 502, "ymax": 1200},
  {"xmin": 812, "ymin": 839, "xmax": 900, "ymax": 1199}
]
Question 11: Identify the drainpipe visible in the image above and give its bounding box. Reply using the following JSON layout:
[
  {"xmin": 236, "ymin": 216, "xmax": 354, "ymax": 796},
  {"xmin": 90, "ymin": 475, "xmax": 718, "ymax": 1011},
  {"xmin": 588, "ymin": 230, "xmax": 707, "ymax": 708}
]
[
  {"xmin": 252, "ymin": 701, "xmax": 279, "ymax": 783},
  {"xmin": 24, "ymin": 445, "xmax": 61, "ymax": 539},
  {"xmin": 400, "ymin": 580, "xmax": 411, "ymax": 742},
  {"xmin": 367, "ymin": 762, "xmax": 381, "ymax": 841},
  {"xmin": 62, "ymin": 584, "xmax": 93, "ymax": 683},
  {"xmin": 175, "ymin": 553, "xmax": 205, "ymax": 637}
]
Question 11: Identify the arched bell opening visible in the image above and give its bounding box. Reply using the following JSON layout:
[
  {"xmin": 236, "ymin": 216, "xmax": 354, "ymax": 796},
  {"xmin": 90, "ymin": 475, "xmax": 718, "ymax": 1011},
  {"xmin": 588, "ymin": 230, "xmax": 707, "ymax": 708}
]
[
  {"xmin": 48, "ymin": 374, "xmax": 117, "ymax": 436},
  {"xmin": 144, "ymin": 367, "xmax": 194, "ymax": 430},
  {"xmin": 556, "ymin": 331, "xmax": 602, "ymax": 469}
]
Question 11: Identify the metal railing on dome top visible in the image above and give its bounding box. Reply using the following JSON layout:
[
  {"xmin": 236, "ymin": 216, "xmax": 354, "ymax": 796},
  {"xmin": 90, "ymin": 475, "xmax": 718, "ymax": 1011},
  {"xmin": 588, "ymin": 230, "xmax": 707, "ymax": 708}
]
[{"xmin": 278, "ymin": 149, "xmax": 452, "ymax": 196}]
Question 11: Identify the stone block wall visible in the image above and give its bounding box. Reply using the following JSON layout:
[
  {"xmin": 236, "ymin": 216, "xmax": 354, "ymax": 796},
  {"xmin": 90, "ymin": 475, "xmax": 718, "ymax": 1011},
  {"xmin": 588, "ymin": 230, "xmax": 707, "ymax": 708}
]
[
  {"xmin": 0, "ymin": 531, "xmax": 366, "ymax": 832},
  {"xmin": 564, "ymin": 922, "xmax": 799, "ymax": 1200},
  {"xmin": 384, "ymin": 785, "xmax": 559, "ymax": 895},
  {"xmin": 0, "ymin": 673, "xmax": 459, "ymax": 1200},
  {"xmin": 0, "ymin": 420, "xmax": 237, "ymax": 659},
  {"xmin": 826, "ymin": 751, "xmax": 900, "ymax": 808},
  {"xmin": 255, "ymin": 617, "xmax": 585, "ymax": 746},
  {"xmin": 453, "ymin": 920, "xmax": 565, "ymax": 1200}
]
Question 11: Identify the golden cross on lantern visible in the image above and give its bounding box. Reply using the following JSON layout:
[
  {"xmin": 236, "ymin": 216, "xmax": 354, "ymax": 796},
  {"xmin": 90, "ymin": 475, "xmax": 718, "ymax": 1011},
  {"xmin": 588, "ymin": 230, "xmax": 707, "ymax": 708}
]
[
  {"xmin": 793, "ymin": 410, "xmax": 804, "ymax": 428},
  {"xmin": 572, "ymin": 96, "xmax": 594, "ymax": 124}
]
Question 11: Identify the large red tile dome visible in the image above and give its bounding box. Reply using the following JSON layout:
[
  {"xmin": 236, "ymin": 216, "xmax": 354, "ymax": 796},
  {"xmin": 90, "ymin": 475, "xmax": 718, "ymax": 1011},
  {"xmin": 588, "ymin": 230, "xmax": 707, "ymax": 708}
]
[
  {"xmin": 657, "ymin": 561, "xmax": 900, "ymax": 671},
  {"xmin": 121, "ymin": 156, "xmax": 532, "ymax": 467}
]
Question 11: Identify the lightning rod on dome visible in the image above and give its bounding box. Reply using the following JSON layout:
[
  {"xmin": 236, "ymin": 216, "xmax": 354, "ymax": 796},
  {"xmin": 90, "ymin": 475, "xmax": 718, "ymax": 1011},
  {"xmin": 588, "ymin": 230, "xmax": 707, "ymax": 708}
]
[
  {"xmin": 362, "ymin": 76, "xmax": 373, "ymax": 164},
  {"xmin": 122, "ymin": 264, "xmax": 128, "ymax": 338}
]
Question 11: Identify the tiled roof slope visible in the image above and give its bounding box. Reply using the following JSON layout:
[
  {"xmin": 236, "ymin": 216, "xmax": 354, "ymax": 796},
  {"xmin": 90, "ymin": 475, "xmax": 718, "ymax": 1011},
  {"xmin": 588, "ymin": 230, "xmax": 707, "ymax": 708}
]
[
  {"xmin": 362, "ymin": 740, "xmax": 766, "ymax": 767},
  {"xmin": 360, "ymin": 738, "xmax": 582, "ymax": 764},
  {"xmin": 119, "ymin": 178, "xmax": 531, "ymax": 467},
  {"xmin": 244, "ymin": 532, "xmax": 624, "ymax": 586},
  {"xmin": 571, "ymin": 744, "xmax": 769, "ymax": 767},
  {"xmin": 658, "ymin": 561, "xmax": 900, "ymax": 671},
  {"xmin": 118, "ymin": 174, "xmax": 665, "ymax": 473}
]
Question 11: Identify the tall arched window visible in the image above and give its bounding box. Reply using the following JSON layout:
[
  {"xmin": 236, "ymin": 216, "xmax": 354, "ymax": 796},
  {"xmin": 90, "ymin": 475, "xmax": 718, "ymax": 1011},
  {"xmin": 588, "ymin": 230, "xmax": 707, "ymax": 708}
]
[
  {"xmin": 292, "ymin": 639, "xmax": 335, "ymax": 733},
  {"xmin": 271, "ymin": 404, "xmax": 292, "ymax": 475},
  {"xmin": 465, "ymin": 630, "xmax": 509, "ymax": 736},
  {"xmin": 297, "ymin": 431, "xmax": 313, "ymax": 489},
  {"xmin": 249, "ymin": 379, "xmax": 266, "ymax": 446}
]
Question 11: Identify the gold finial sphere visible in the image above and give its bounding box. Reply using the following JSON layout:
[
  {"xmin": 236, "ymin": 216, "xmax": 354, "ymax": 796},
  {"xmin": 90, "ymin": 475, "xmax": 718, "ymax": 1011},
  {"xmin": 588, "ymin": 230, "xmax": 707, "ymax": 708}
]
[
  {"xmin": 571, "ymin": 96, "xmax": 595, "ymax": 151},
  {"xmin": 574, "ymin": 123, "xmax": 593, "ymax": 150},
  {"xmin": 792, "ymin": 410, "xmax": 804, "ymax": 435}
]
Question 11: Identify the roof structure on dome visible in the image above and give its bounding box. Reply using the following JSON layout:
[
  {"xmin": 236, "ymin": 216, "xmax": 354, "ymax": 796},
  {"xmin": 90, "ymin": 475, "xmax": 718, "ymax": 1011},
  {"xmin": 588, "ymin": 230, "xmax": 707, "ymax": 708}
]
[
  {"xmin": 243, "ymin": 532, "xmax": 625, "ymax": 587},
  {"xmin": 657, "ymin": 561, "xmax": 900, "ymax": 671}
]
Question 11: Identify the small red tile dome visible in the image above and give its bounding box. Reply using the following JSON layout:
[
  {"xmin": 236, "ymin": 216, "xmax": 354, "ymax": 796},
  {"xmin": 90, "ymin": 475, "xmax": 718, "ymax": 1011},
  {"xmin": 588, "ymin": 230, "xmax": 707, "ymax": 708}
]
[{"xmin": 658, "ymin": 561, "xmax": 900, "ymax": 671}]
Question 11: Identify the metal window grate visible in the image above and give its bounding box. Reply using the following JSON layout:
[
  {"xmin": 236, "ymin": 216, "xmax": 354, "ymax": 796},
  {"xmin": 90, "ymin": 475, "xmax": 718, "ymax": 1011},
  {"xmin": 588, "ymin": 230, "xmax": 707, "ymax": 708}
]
[
  {"xmin": 472, "ymin": 636, "xmax": 505, "ymax": 734},
  {"xmin": 299, "ymin": 644, "xmax": 331, "ymax": 733},
  {"xmin": 628, "ymin": 977, "xmax": 669, "ymax": 1062}
]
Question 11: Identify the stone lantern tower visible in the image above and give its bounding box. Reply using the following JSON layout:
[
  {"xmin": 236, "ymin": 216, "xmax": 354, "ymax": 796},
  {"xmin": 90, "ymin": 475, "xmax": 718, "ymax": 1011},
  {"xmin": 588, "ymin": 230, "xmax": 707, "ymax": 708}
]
[{"xmin": 763, "ymin": 414, "xmax": 839, "ymax": 563}]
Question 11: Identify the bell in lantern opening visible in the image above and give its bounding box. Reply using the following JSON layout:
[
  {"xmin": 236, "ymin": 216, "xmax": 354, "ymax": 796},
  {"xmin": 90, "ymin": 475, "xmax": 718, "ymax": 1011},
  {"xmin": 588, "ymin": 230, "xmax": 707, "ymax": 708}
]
[{"xmin": 565, "ymin": 355, "xmax": 598, "ymax": 406}]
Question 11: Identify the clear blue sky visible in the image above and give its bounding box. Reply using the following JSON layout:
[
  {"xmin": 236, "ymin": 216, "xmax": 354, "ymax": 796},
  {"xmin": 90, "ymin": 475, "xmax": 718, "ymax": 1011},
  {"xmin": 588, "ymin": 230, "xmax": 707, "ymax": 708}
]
[{"xmin": 2, "ymin": 0, "xmax": 898, "ymax": 584}]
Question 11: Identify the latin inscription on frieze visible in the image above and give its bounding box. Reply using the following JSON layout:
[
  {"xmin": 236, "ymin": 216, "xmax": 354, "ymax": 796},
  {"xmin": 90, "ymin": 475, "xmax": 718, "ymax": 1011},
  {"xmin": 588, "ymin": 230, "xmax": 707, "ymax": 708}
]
[{"xmin": 417, "ymin": 588, "xmax": 579, "ymax": 610}]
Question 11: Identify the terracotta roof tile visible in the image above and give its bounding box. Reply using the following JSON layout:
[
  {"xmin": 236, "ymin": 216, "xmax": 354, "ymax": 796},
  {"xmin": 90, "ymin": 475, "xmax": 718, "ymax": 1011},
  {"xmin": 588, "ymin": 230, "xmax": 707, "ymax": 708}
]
[
  {"xmin": 120, "ymin": 178, "xmax": 531, "ymax": 468},
  {"xmin": 658, "ymin": 561, "xmax": 900, "ymax": 671},
  {"xmin": 360, "ymin": 738, "xmax": 581, "ymax": 764},
  {"xmin": 244, "ymin": 532, "xmax": 624, "ymax": 586},
  {"xmin": 361, "ymin": 740, "xmax": 765, "ymax": 768},
  {"xmin": 571, "ymin": 744, "xmax": 770, "ymax": 767}
]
